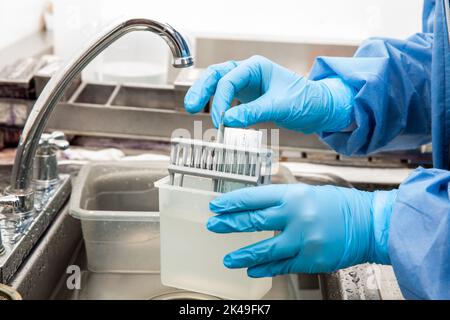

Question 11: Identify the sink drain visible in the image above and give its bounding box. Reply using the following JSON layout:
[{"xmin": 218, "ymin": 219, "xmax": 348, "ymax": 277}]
[{"xmin": 149, "ymin": 291, "xmax": 221, "ymax": 300}]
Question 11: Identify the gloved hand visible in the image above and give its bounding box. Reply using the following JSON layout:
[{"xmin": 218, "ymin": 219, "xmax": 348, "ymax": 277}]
[
  {"xmin": 208, "ymin": 184, "xmax": 397, "ymax": 277},
  {"xmin": 185, "ymin": 55, "xmax": 355, "ymax": 133}
]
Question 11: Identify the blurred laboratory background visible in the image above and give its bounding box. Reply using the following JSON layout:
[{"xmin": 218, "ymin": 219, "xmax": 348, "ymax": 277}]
[{"xmin": 0, "ymin": 0, "xmax": 422, "ymax": 83}]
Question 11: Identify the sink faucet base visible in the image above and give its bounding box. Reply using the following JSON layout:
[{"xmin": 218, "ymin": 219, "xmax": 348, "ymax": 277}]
[
  {"xmin": 0, "ymin": 175, "xmax": 71, "ymax": 283},
  {"xmin": 3, "ymin": 187, "xmax": 35, "ymax": 218}
]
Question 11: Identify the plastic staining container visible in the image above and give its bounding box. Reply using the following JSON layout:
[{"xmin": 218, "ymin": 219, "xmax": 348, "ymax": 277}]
[
  {"xmin": 155, "ymin": 174, "xmax": 273, "ymax": 300},
  {"xmin": 70, "ymin": 161, "xmax": 167, "ymax": 273}
]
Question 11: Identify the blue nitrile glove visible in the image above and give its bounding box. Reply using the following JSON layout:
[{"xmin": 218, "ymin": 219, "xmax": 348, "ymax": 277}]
[
  {"xmin": 208, "ymin": 184, "xmax": 397, "ymax": 276},
  {"xmin": 185, "ymin": 55, "xmax": 355, "ymax": 133}
]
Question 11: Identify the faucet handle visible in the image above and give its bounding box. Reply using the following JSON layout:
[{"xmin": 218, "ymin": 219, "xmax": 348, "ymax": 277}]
[
  {"xmin": 38, "ymin": 131, "xmax": 69, "ymax": 153},
  {"xmin": 34, "ymin": 131, "xmax": 69, "ymax": 186}
]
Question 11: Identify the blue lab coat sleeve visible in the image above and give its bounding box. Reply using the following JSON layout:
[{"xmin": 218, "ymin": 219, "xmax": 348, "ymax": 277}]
[
  {"xmin": 390, "ymin": 167, "xmax": 450, "ymax": 299},
  {"xmin": 309, "ymin": 0, "xmax": 449, "ymax": 300},
  {"xmin": 390, "ymin": 0, "xmax": 449, "ymax": 300},
  {"xmin": 308, "ymin": 33, "xmax": 433, "ymax": 156}
]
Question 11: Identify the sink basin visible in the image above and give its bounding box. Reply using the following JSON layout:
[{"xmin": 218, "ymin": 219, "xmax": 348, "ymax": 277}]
[
  {"xmin": 45, "ymin": 37, "xmax": 358, "ymax": 150},
  {"xmin": 54, "ymin": 269, "xmax": 300, "ymax": 300},
  {"xmin": 48, "ymin": 161, "xmax": 320, "ymax": 300},
  {"xmin": 6, "ymin": 159, "xmax": 402, "ymax": 299}
]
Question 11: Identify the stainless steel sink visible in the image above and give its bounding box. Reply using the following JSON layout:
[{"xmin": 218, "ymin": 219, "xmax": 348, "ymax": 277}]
[
  {"xmin": 51, "ymin": 267, "xmax": 303, "ymax": 300},
  {"xmin": 4, "ymin": 159, "xmax": 402, "ymax": 300},
  {"xmin": 50, "ymin": 162, "xmax": 320, "ymax": 300}
]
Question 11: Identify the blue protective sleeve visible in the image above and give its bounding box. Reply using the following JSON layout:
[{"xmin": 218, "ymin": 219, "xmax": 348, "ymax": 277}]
[
  {"xmin": 389, "ymin": 167, "xmax": 450, "ymax": 300},
  {"xmin": 309, "ymin": 33, "xmax": 433, "ymax": 156}
]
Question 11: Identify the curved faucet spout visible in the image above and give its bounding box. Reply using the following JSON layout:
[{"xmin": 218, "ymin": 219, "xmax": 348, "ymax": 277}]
[{"xmin": 10, "ymin": 18, "xmax": 194, "ymax": 192}]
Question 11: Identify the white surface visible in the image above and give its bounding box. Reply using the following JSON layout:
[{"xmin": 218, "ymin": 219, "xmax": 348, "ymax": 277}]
[
  {"xmin": 62, "ymin": 148, "xmax": 125, "ymax": 161},
  {"xmin": 283, "ymin": 162, "xmax": 413, "ymax": 185},
  {"xmin": 51, "ymin": 0, "xmax": 171, "ymax": 83},
  {"xmin": 156, "ymin": 175, "xmax": 273, "ymax": 300},
  {"xmin": 95, "ymin": 61, "xmax": 167, "ymax": 84},
  {"xmin": 175, "ymin": 0, "xmax": 423, "ymax": 45},
  {"xmin": 62, "ymin": 148, "xmax": 169, "ymax": 162},
  {"xmin": 0, "ymin": 0, "xmax": 46, "ymax": 50},
  {"xmin": 51, "ymin": 0, "xmax": 423, "ymax": 47},
  {"xmin": 0, "ymin": 0, "xmax": 423, "ymax": 60}
]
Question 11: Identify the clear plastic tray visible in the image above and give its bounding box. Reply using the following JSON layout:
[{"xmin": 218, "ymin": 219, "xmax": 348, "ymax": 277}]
[{"xmin": 70, "ymin": 161, "xmax": 167, "ymax": 273}]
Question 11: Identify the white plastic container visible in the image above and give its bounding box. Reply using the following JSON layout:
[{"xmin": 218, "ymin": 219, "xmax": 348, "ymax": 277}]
[
  {"xmin": 155, "ymin": 175, "xmax": 273, "ymax": 300},
  {"xmin": 70, "ymin": 161, "xmax": 167, "ymax": 273}
]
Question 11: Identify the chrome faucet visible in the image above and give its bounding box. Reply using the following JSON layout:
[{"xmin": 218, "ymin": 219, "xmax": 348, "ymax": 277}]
[{"xmin": 0, "ymin": 18, "xmax": 193, "ymax": 248}]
